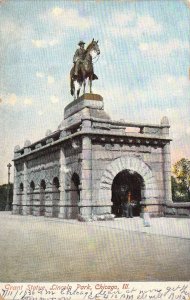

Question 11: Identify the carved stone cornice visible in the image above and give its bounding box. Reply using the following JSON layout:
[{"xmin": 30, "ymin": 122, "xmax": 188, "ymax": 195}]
[
  {"xmin": 13, "ymin": 121, "xmax": 171, "ymax": 162},
  {"xmin": 91, "ymin": 134, "xmax": 168, "ymax": 148}
]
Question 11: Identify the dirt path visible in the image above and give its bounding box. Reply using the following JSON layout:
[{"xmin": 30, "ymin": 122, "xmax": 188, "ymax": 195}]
[{"xmin": 0, "ymin": 213, "xmax": 189, "ymax": 281}]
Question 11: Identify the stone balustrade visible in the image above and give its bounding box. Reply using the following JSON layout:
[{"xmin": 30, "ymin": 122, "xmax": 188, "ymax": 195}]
[{"xmin": 14, "ymin": 117, "xmax": 170, "ymax": 160}]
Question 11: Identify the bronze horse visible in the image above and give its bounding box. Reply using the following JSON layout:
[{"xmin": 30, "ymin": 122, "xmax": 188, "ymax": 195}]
[{"xmin": 70, "ymin": 39, "xmax": 100, "ymax": 99}]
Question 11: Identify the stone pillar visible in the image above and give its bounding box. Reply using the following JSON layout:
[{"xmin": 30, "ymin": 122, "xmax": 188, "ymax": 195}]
[
  {"xmin": 163, "ymin": 143, "xmax": 172, "ymax": 203},
  {"xmin": 22, "ymin": 162, "xmax": 28, "ymax": 215},
  {"xmin": 58, "ymin": 147, "xmax": 67, "ymax": 218},
  {"xmin": 26, "ymin": 184, "xmax": 31, "ymax": 215},
  {"xmin": 12, "ymin": 164, "xmax": 19, "ymax": 214},
  {"xmin": 161, "ymin": 116, "xmax": 172, "ymax": 204},
  {"xmin": 32, "ymin": 186, "xmax": 41, "ymax": 216},
  {"xmin": 44, "ymin": 184, "xmax": 53, "ymax": 217},
  {"xmin": 80, "ymin": 136, "xmax": 92, "ymax": 215},
  {"xmin": 80, "ymin": 123, "xmax": 92, "ymax": 217}
]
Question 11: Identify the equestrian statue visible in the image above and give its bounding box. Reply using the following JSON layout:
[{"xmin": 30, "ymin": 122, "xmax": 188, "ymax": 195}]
[{"xmin": 70, "ymin": 39, "xmax": 100, "ymax": 99}]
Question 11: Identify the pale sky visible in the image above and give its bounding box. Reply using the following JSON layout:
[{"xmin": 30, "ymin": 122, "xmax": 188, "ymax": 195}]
[{"xmin": 0, "ymin": 0, "xmax": 190, "ymax": 184}]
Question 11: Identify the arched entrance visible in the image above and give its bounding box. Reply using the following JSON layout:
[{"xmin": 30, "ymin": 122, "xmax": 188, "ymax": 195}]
[
  {"xmin": 19, "ymin": 182, "xmax": 23, "ymax": 214},
  {"xmin": 52, "ymin": 177, "xmax": 60, "ymax": 217},
  {"xmin": 111, "ymin": 170, "xmax": 144, "ymax": 217},
  {"xmin": 40, "ymin": 180, "xmax": 46, "ymax": 216},
  {"xmin": 99, "ymin": 155, "xmax": 158, "ymax": 208},
  {"xmin": 70, "ymin": 173, "xmax": 80, "ymax": 219},
  {"xmin": 29, "ymin": 181, "xmax": 35, "ymax": 215}
]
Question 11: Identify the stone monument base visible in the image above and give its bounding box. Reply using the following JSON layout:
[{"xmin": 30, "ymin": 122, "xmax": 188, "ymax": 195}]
[{"xmin": 12, "ymin": 93, "xmax": 174, "ymax": 220}]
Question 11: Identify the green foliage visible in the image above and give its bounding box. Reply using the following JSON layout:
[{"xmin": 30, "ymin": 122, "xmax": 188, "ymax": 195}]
[
  {"xmin": 172, "ymin": 158, "xmax": 190, "ymax": 202},
  {"xmin": 0, "ymin": 184, "xmax": 13, "ymax": 210}
]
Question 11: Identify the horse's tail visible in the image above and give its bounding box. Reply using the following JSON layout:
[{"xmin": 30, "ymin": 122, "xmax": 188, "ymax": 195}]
[{"xmin": 70, "ymin": 76, "xmax": 74, "ymax": 96}]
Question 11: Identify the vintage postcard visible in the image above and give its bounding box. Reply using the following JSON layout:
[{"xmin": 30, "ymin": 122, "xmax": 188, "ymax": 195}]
[{"xmin": 0, "ymin": 0, "xmax": 190, "ymax": 298}]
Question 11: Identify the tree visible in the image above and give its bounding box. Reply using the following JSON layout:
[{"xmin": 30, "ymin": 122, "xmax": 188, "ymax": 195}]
[
  {"xmin": 171, "ymin": 176, "xmax": 178, "ymax": 202},
  {"xmin": 0, "ymin": 184, "xmax": 13, "ymax": 210},
  {"xmin": 172, "ymin": 158, "xmax": 190, "ymax": 202}
]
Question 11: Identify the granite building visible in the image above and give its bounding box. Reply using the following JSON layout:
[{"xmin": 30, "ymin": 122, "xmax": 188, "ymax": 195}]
[{"xmin": 12, "ymin": 93, "xmax": 174, "ymax": 220}]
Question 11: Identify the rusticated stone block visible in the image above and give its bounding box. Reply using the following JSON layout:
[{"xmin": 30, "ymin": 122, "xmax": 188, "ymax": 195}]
[
  {"xmin": 92, "ymin": 213, "xmax": 115, "ymax": 221},
  {"xmin": 94, "ymin": 206, "xmax": 112, "ymax": 215},
  {"xmin": 81, "ymin": 149, "xmax": 91, "ymax": 160},
  {"xmin": 165, "ymin": 207, "xmax": 176, "ymax": 215},
  {"xmin": 92, "ymin": 160, "xmax": 107, "ymax": 170},
  {"xmin": 81, "ymin": 179, "xmax": 92, "ymax": 190},
  {"xmin": 92, "ymin": 169, "xmax": 104, "ymax": 180},
  {"xmin": 79, "ymin": 207, "xmax": 92, "ymax": 218},
  {"xmin": 81, "ymin": 160, "xmax": 92, "ymax": 169},
  {"xmin": 32, "ymin": 206, "xmax": 41, "ymax": 216},
  {"xmin": 12, "ymin": 205, "xmax": 20, "ymax": 215},
  {"xmin": 80, "ymin": 189, "xmax": 92, "ymax": 199},
  {"xmin": 177, "ymin": 208, "xmax": 190, "ymax": 216},
  {"xmin": 81, "ymin": 169, "xmax": 91, "ymax": 180},
  {"xmin": 78, "ymin": 214, "xmax": 92, "ymax": 222}
]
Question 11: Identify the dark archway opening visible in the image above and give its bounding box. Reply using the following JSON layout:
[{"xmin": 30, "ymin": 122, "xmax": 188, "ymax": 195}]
[
  {"xmin": 19, "ymin": 182, "xmax": 24, "ymax": 214},
  {"xmin": 70, "ymin": 173, "xmax": 80, "ymax": 219},
  {"xmin": 52, "ymin": 177, "xmax": 60, "ymax": 217},
  {"xmin": 29, "ymin": 181, "xmax": 35, "ymax": 215},
  {"xmin": 111, "ymin": 169, "xmax": 144, "ymax": 217},
  {"xmin": 40, "ymin": 180, "xmax": 46, "ymax": 216}
]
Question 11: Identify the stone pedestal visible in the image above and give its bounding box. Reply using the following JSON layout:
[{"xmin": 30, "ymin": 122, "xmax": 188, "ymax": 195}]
[
  {"xmin": 64, "ymin": 93, "xmax": 104, "ymax": 118},
  {"xmin": 58, "ymin": 93, "xmax": 110, "ymax": 130}
]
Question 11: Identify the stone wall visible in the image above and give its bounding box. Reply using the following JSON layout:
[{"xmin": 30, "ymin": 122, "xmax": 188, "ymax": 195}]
[
  {"xmin": 63, "ymin": 142, "xmax": 82, "ymax": 218},
  {"xmin": 91, "ymin": 140, "xmax": 165, "ymax": 216},
  {"xmin": 13, "ymin": 147, "xmax": 61, "ymax": 217},
  {"xmin": 165, "ymin": 202, "xmax": 190, "ymax": 217}
]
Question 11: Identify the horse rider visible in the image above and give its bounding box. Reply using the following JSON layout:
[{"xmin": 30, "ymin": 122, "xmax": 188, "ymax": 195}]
[{"xmin": 73, "ymin": 41, "xmax": 86, "ymax": 78}]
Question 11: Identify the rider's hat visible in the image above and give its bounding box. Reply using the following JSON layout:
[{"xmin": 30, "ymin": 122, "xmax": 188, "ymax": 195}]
[{"xmin": 78, "ymin": 41, "xmax": 85, "ymax": 46}]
